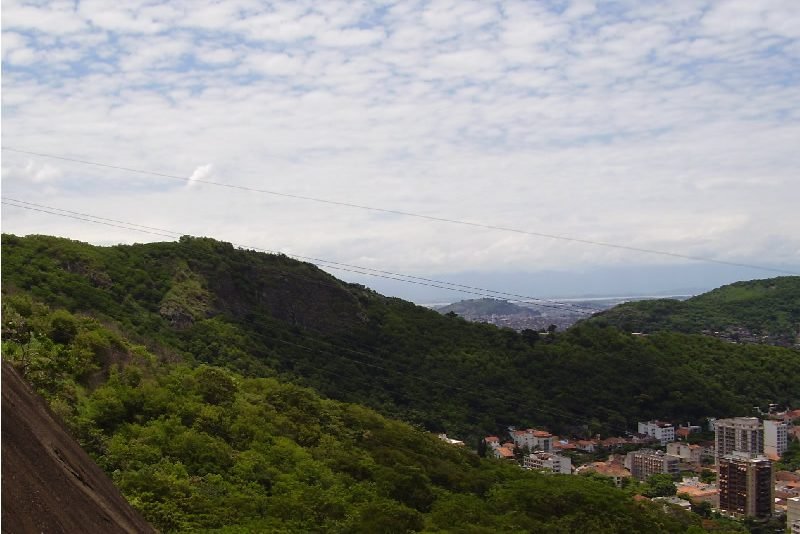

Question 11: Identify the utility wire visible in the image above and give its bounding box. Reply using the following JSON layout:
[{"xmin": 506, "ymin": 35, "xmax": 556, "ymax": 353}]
[
  {"xmin": 2, "ymin": 197, "xmax": 599, "ymax": 314},
  {"xmin": 3, "ymin": 146, "xmax": 796, "ymax": 276},
  {"xmin": 1, "ymin": 198, "xmax": 672, "ymax": 437}
]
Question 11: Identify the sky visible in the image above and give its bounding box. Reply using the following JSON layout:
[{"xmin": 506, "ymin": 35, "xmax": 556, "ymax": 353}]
[{"xmin": 2, "ymin": 0, "xmax": 799, "ymax": 300}]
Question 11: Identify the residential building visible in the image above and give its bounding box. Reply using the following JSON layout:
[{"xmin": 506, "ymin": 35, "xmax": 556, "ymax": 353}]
[
  {"xmin": 718, "ymin": 452, "xmax": 773, "ymax": 519},
  {"xmin": 493, "ymin": 445, "xmax": 515, "ymax": 460},
  {"xmin": 638, "ymin": 420, "xmax": 676, "ymax": 445},
  {"xmin": 523, "ymin": 451, "xmax": 572, "ymax": 474},
  {"xmin": 578, "ymin": 460, "xmax": 631, "ymax": 487},
  {"xmin": 625, "ymin": 449, "xmax": 680, "ymax": 481},
  {"xmin": 512, "ymin": 429, "xmax": 554, "ymax": 452},
  {"xmin": 788, "ymin": 496, "xmax": 800, "ymax": 534},
  {"xmin": 676, "ymin": 477, "xmax": 719, "ymax": 507},
  {"xmin": 484, "ymin": 436, "xmax": 500, "ymax": 450},
  {"xmin": 653, "ymin": 495, "xmax": 692, "ymax": 510},
  {"xmin": 714, "ymin": 417, "xmax": 763, "ymax": 460},
  {"xmin": 667, "ymin": 442, "xmax": 702, "ymax": 464},
  {"xmin": 763, "ymin": 420, "xmax": 788, "ymax": 460}
]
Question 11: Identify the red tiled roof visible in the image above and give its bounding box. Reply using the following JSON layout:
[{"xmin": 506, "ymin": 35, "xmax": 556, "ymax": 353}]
[
  {"xmin": 485, "ymin": 436, "xmax": 500, "ymax": 442},
  {"xmin": 589, "ymin": 462, "xmax": 631, "ymax": 478},
  {"xmin": 496, "ymin": 447, "xmax": 515, "ymax": 459},
  {"xmin": 533, "ymin": 430, "xmax": 552, "ymax": 438}
]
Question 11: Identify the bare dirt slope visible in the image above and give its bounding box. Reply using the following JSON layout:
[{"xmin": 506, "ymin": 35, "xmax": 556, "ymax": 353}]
[{"xmin": 2, "ymin": 362, "xmax": 155, "ymax": 534}]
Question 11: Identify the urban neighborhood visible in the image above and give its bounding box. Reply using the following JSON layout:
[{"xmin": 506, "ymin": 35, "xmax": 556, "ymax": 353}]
[{"xmin": 440, "ymin": 410, "xmax": 800, "ymax": 531}]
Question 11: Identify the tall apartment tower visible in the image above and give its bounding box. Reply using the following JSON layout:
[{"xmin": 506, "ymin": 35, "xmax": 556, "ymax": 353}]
[
  {"xmin": 714, "ymin": 417, "xmax": 763, "ymax": 460},
  {"xmin": 763, "ymin": 420, "xmax": 788, "ymax": 459},
  {"xmin": 718, "ymin": 453, "xmax": 773, "ymax": 519}
]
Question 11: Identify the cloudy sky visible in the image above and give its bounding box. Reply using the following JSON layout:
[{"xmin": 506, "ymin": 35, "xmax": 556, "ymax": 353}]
[{"xmin": 2, "ymin": 0, "xmax": 799, "ymax": 298}]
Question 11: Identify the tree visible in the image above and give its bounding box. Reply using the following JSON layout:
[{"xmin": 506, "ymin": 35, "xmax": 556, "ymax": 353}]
[
  {"xmin": 642, "ymin": 474, "xmax": 677, "ymax": 498},
  {"xmin": 49, "ymin": 310, "xmax": 79, "ymax": 344},
  {"xmin": 194, "ymin": 366, "xmax": 237, "ymax": 405},
  {"xmin": 477, "ymin": 438, "xmax": 487, "ymax": 458},
  {"xmin": 699, "ymin": 468, "xmax": 715, "ymax": 484}
]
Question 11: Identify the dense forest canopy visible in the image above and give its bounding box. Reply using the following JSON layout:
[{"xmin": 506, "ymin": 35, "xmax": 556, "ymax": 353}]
[
  {"xmin": 3, "ymin": 234, "xmax": 799, "ymax": 442},
  {"xmin": 587, "ymin": 276, "xmax": 800, "ymax": 347},
  {"xmin": 1, "ymin": 295, "xmax": 724, "ymax": 533}
]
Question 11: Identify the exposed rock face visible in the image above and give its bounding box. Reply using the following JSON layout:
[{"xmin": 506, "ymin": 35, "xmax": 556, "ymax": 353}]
[{"xmin": 1, "ymin": 363, "xmax": 155, "ymax": 534}]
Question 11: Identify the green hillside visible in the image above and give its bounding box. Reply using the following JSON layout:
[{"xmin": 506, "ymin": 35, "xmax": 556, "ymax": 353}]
[
  {"xmin": 3, "ymin": 234, "xmax": 799, "ymax": 442},
  {"xmin": 588, "ymin": 277, "xmax": 800, "ymax": 347},
  {"xmin": 1, "ymin": 296, "xmax": 714, "ymax": 533}
]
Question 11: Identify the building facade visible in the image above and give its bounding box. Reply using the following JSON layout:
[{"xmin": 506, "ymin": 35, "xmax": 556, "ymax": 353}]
[
  {"xmin": 625, "ymin": 449, "xmax": 680, "ymax": 481},
  {"xmin": 718, "ymin": 453, "xmax": 773, "ymax": 519},
  {"xmin": 666, "ymin": 442, "xmax": 702, "ymax": 464},
  {"xmin": 523, "ymin": 451, "xmax": 571, "ymax": 474},
  {"xmin": 637, "ymin": 420, "xmax": 676, "ymax": 445},
  {"xmin": 512, "ymin": 429, "xmax": 554, "ymax": 452},
  {"xmin": 763, "ymin": 420, "xmax": 788, "ymax": 460},
  {"xmin": 714, "ymin": 417, "xmax": 763, "ymax": 460},
  {"xmin": 788, "ymin": 496, "xmax": 800, "ymax": 534}
]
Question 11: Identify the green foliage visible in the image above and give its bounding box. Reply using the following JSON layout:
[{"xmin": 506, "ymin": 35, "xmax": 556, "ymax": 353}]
[
  {"xmin": 3, "ymin": 234, "xmax": 799, "ymax": 443},
  {"xmin": 699, "ymin": 468, "xmax": 716, "ymax": 484},
  {"xmin": 642, "ymin": 474, "xmax": 677, "ymax": 498},
  {"xmin": 775, "ymin": 438, "xmax": 800, "ymax": 472},
  {"xmin": 589, "ymin": 276, "xmax": 800, "ymax": 347},
  {"xmin": 1, "ymin": 298, "xmax": 711, "ymax": 533}
]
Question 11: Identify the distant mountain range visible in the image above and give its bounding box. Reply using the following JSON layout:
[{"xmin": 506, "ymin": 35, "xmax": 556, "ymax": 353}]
[{"xmin": 436, "ymin": 298, "xmax": 542, "ymax": 318}]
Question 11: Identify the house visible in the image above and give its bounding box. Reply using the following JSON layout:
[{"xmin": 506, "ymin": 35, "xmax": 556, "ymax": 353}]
[
  {"xmin": 677, "ymin": 477, "xmax": 719, "ymax": 507},
  {"xmin": 484, "ymin": 436, "xmax": 500, "ymax": 450},
  {"xmin": 578, "ymin": 460, "xmax": 632, "ymax": 487},
  {"xmin": 493, "ymin": 445, "xmax": 515, "ymax": 460},
  {"xmin": 553, "ymin": 440, "xmax": 577, "ymax": 452},
  {"xmin": 601, "ymin": 437, "xmax": 628, "ymax": 449},
  {"xmin": 576, "ymin": 439, "xmax": 597, "ymax": 452}
]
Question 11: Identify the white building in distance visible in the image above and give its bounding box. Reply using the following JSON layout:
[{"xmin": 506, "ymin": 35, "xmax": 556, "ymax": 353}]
[
  {"xmin": 523, "ymin": 452, "xmax": 572, "ymax": 474},
  {"xmin": 763, "ymin": 420, "xmax": 788, "ymax": 460},
  {"xmin": 638, "ymin": 420, "xmax": 676, "ymax": 445}
]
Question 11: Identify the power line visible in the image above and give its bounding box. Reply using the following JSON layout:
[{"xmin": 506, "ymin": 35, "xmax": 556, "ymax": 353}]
[
  {"xmin": 3, "ymin": 146, "xmax": 796, "ymax": 276},
  {"xmin": 1, "ymin": 198, "xmax": 693, "ymax": 438},
  {"xmin": 2, "ymin": 197, "xmax": 599, "ymax": 314},
  {"xmin": 1, "ymin": 199, "xmax": 629, "ymax": 433}
]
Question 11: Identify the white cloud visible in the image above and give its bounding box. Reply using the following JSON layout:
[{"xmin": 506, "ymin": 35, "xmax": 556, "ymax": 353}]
[
  {"xmin": 187, "ymin": 164, "xmax": 215, "ymax": 187},
  {"xmin": 1, "ymin": 0, "xmax": 798, "ymax": 281}
]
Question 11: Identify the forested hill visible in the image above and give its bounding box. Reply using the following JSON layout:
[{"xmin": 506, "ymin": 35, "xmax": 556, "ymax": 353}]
[
  {"xmin": 3, "ymin": 234, "xmax": 799, "ymax": 441},
  {"xmin": 436, "ymin": 298, "xmax": 541, "ymax": 317},
  {"xmin": 587, "ymin": 276, "xmax": 800, "ymax": 347},
  {"xmin": 1, "ymin": 301, "xmax": 711, "ymax": 533}
]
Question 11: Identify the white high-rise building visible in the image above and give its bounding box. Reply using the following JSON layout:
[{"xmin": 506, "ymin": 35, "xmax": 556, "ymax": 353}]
[
  {"xmin": 763, "ymin": 420, "xmax": 788, "ymax": 459},
  {"xmin": 714, "ymin": 417, "xmax": 763, "ymax": 460}
]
